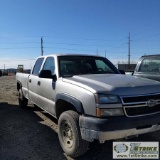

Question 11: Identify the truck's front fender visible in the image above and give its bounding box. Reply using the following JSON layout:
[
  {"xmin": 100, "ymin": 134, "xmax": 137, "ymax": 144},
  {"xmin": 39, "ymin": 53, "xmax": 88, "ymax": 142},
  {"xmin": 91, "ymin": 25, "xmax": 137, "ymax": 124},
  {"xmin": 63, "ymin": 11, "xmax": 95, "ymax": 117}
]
[{"xmin": 55, "ymin": 93, "xmax": 84, "ymax": 114}]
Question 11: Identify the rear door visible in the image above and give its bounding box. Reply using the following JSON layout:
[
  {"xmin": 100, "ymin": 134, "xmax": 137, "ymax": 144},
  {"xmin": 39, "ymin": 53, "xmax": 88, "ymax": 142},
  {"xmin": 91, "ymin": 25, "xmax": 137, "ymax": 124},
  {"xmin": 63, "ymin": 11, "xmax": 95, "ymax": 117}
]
[{"xmin": 28, "ymin": 57, "xmax": 44, "ymax": 104}]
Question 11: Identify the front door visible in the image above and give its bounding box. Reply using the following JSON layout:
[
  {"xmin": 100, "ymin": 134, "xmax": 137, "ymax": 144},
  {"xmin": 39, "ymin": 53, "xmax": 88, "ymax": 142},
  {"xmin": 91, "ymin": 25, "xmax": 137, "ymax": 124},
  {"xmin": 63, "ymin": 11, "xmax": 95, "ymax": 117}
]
[{"xmin": 36, "ymin": 57, "xmax": 56, "ymax": 116}]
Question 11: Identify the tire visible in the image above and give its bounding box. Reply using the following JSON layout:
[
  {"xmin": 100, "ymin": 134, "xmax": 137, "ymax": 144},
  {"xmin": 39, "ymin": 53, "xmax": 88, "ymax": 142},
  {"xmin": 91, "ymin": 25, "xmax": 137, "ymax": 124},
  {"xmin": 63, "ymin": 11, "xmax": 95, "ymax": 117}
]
[
  {"xmin": 18, "ymin": 89, "xmax": 28, "ymax": 108},
  {"xmin": 58, "ymin": 110, "xmax": 89, "ymax": 158}
]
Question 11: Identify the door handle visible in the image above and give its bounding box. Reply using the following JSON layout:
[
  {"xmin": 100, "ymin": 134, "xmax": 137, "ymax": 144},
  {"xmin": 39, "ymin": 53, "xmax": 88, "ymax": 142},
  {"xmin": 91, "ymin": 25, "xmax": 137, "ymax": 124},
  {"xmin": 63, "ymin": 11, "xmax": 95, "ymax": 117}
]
[
  {"xmin": 29, "ymin": 79, "xmax": 32, "ymax": 83},
  {"xmin": 37, "ymin": 81, "xmax": 41, "ymax": 86}
]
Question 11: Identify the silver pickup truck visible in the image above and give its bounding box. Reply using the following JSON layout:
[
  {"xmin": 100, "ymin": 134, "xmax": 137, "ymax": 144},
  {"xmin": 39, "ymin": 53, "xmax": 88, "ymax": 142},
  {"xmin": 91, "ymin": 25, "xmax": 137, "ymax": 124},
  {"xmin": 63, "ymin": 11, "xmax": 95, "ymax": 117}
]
[{"xmin": 16, "ymin": 54, "xmax": 160, "ymax": 158}]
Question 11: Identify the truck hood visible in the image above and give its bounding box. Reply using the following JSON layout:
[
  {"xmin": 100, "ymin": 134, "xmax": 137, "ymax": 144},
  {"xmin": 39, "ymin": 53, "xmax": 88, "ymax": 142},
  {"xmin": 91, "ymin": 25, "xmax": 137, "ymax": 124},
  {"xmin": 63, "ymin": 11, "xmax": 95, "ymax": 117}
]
[{"xmin": 63, "ymin": 74, "xmax": 160, "ymax": 96}]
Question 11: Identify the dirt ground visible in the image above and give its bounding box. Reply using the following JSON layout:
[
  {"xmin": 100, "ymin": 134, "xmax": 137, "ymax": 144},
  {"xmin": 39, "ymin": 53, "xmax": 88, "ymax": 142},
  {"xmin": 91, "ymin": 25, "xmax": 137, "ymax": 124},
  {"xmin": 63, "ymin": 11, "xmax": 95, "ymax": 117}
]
[{"xmin": 0, "ymin": 76, "xmax": 160, "ymax": 160}]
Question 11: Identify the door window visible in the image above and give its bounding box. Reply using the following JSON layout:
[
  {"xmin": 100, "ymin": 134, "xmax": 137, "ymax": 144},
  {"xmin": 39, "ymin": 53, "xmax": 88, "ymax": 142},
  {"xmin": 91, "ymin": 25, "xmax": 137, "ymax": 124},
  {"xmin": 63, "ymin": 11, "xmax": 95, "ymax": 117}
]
[
  {"xmin": 32, "ymin": 58, "xmax": 44, "ymax": 76},
  {"xmin": 42, "ymin": 57, "xmax": 55, "ymax": 75}
]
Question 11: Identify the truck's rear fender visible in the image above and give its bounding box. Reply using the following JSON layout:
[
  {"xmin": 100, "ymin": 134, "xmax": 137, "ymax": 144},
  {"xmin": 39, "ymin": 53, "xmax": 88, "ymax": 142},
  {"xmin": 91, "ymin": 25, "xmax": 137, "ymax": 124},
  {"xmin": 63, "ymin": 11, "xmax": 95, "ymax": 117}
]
[
  {"xmin": 17, "ymin": 80, "xmax": 29, "ymax": 100},
  {"xmin": 55, "ymin": 93, "xmax": 84, "ymax": 118}
]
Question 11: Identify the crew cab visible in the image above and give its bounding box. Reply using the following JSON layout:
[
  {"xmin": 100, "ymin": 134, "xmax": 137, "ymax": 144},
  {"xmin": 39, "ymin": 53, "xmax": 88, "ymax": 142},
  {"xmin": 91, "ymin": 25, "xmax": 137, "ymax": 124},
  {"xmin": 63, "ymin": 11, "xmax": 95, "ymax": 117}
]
[{"xmin": 16, "ymin": 54, "xmax": 160, "ymax": 158}]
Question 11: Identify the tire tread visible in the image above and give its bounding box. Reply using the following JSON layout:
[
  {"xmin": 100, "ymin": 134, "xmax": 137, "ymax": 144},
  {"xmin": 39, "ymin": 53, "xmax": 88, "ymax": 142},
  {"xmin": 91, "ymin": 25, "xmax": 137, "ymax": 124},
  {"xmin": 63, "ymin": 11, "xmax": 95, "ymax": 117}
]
[
  {"xmin": 66, "ymin": 110, "xmax": 89, "ymax": 157},
  {"xmin": 18, "ymin": 89, "xmax": 28, "ymax": 108},
  {"xmin": 58, "ymin": 110, "xmax": 89, "ymax": 158}
]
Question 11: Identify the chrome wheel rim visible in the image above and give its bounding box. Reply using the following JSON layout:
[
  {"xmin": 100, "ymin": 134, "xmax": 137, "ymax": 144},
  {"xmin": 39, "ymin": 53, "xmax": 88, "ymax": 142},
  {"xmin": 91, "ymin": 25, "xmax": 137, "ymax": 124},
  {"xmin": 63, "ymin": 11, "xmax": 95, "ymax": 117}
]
[{"xmin": 61, "ymin": 121, "xmax": 74, "ymax": 149}]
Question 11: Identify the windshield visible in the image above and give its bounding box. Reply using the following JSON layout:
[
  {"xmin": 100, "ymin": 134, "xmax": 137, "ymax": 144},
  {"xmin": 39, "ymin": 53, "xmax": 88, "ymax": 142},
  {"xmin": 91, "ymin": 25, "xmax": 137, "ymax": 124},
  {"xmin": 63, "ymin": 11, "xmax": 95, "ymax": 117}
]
[
  {"xmin": 139, "ymin": 57, "xmax": 160, "ymax": 73},
  {"xmin": 58, "ymin": 56, "xmax": 119, "ymax": 77}
]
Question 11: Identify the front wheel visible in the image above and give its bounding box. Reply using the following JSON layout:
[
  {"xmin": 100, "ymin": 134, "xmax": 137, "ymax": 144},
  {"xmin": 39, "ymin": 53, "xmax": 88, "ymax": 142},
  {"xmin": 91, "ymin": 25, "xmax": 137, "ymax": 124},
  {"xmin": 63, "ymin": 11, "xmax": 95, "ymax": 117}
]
[
  {"xmin": 58, "ymin": 110, "xmax": 89, "ymax": 158},
  {"xmin": 18, "ymin": 89, "xmax": 28, "ymax": 108}
]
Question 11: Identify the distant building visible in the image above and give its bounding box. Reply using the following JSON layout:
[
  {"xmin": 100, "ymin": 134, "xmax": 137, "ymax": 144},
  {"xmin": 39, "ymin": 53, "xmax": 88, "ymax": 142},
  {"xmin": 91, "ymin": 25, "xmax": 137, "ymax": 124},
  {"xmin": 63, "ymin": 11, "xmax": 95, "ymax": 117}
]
[
  {"xmin": 7, "ymin": 68, "xmax": 16, "ymax": 76},
  {"xmin": 7, "ymin": 68, "xmax": 17, "ymax": 73},
  {"xmin": 118, "ymin": 64, "xmax": 136, "ymax": 72}
]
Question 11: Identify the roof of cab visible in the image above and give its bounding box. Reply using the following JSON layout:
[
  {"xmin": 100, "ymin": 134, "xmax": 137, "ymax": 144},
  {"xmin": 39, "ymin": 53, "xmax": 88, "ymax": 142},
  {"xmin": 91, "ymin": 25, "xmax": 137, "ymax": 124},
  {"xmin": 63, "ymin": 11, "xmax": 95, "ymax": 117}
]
[
  {"xmin": 38, "ymin": 53, "xmax": 104, "ymax": 58},
  {"xmin": 141, "ymin": 54, "xmax": 160, "ymax": 58}
]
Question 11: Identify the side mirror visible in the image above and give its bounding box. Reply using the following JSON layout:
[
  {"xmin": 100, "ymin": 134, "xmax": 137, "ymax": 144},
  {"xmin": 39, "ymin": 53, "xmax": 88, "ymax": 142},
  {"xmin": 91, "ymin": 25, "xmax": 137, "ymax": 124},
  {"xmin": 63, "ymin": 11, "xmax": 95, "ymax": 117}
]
[
  {"xmin": 39, "ymin": 70, "xmax": 57, "ymax": 81},
  {"xmin": 119, "ymin": 70, "xmax": 125, "ymax": 75}
]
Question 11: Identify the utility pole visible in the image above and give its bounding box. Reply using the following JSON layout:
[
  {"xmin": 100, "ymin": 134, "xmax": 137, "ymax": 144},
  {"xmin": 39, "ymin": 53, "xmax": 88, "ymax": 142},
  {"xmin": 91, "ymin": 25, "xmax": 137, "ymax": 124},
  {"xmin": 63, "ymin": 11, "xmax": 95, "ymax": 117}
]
[
  {"xmin": 97, "ymin": 50, "xmax": 98, "ymax": 55},
  {"xmin": 41, "ymin": 37, "xmax": 44, "ymax": 56},
  {"xmin": 128, "ymin": 32, "xmax": 131, "ymax": 65},
  {"xmin": 105, "ymin": 50, "xmax": 107, "ymax": 58}
]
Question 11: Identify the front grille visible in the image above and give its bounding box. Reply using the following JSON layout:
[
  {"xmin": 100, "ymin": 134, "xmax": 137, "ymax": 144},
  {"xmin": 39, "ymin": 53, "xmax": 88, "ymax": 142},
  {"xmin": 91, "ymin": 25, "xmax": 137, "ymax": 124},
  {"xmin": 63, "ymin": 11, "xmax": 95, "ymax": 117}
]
[
  {"xmin": 125, "ymin": 104, "xmax": 160, "ymax": 116},
  {"xmin": 122, "ymin": 94, "xmax": 160, "ymax": 103},
  {"xmin": 121, "ymin": 93, "xmax": 160, "ymax": 117}
]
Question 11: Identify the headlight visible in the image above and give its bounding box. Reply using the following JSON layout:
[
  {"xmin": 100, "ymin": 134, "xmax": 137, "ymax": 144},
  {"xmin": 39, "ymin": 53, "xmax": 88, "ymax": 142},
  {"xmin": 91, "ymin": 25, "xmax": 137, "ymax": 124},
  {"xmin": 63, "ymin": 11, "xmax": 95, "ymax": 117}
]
[
  {"xmin": 95, "ymin": 94, "xmax": 120, "ymax": 104},
  {"xmin": 97, "ymin": 108, "xmax": 124, "ymax": 117}
]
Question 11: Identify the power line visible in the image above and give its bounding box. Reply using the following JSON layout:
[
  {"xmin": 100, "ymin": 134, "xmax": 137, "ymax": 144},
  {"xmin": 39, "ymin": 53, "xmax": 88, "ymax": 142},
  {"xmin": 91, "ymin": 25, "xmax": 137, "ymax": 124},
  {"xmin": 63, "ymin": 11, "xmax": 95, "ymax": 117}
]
[
  {"xmin": 0, "ymin": 36, "xmax": 42, "ymax": 38},
  {"xmin": 0, "ymin": 42, "xmax": 40, "ymax": 44},
  {"xmin": 42, "ymin": 36, "xmax": 125, "ymax": 42},
  {"xmin": 0, "ymin": 41, "xmax": 126, "ymax": 49},
  {"xmin": 0, "ymin": 47, "xmax": 40, "ymax": 50},
  {"xmin": 0, "ymin": 33, "xmax": 159, "ymax": 42},
  {"xmin": 133, "ymin": 32, "xmax": 160, "ymax": 41},
  {"xmin": 44, "ymin": 47, "xmax": 95, "ymax": 52},
  {"xmin": 0, "ymin": 59, "xmax": 35, "ymax": 62},
  {"xmin": 45, "ymin": 42, "xmax": 106, "ymax": 47}
]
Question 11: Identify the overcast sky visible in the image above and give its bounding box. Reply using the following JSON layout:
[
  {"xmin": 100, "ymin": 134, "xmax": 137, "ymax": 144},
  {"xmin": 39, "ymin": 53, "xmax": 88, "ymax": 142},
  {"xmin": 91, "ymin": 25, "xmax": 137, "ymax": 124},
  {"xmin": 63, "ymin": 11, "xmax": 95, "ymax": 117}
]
[{"xmin": 0, "ymin": 0, "xmax": 160, "ymax": 69}]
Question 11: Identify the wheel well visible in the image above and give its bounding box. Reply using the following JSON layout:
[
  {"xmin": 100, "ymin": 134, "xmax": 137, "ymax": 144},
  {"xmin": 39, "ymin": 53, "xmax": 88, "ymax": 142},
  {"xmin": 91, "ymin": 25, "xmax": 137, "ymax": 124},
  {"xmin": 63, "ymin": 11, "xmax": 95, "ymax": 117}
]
[
  {"xmin": 56, "ymin": 99, "xmax": 78, "ymax": 119},
  {"xmin": 17, "ymin": 82, "xmax": 21, "ymax": 90}
]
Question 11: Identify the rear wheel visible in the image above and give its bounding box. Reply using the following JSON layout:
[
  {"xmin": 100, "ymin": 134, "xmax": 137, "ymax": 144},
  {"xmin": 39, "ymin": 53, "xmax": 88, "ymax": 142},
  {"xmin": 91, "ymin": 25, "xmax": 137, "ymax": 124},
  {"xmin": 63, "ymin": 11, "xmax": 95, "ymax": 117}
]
[
  {"xmin": 58, "ymin": 110, "xmax": 89, "ymax": 158},
  {"xmin": 18, "ymin": 89, "xmax": 28, "ymax": 108}
]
